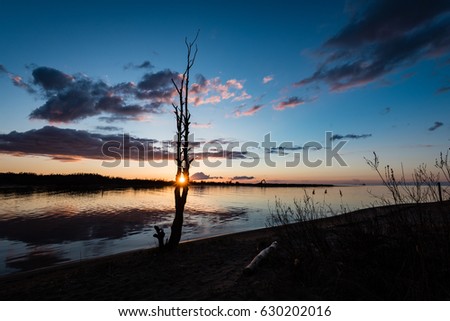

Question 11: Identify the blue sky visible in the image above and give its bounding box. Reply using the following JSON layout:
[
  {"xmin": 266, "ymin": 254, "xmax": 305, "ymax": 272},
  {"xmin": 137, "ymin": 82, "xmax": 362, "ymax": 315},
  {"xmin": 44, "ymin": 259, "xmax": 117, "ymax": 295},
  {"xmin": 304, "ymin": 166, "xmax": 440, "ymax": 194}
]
[{"xmin": 1, "ymin": 0, "xmax": 449, "ymax": 183}]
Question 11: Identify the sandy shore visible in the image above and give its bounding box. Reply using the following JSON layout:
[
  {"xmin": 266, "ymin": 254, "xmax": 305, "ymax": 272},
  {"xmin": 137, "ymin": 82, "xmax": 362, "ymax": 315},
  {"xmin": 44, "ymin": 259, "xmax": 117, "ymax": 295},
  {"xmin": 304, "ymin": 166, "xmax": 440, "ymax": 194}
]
[
  {"xmin": 0, "ymin": 226, "xmax": 284, "ymax": 300},
  {"xmin": 1, "ymin": 201, "xmax": 449, "ymax": 300}
]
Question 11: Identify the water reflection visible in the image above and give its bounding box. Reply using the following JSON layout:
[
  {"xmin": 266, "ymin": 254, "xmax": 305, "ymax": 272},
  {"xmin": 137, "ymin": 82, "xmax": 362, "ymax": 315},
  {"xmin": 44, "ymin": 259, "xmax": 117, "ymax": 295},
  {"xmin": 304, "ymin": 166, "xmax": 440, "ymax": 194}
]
[
  {"xmin": 6, "ymin": 246, "xmax": 69, "ymax": 272},
  {"xmin": 0, "ymin": 185, "xmax": 385, "ymax": 275},
  {"xmin": 0, "ymin": 209, "xmax": 171, "ymax": 245}
]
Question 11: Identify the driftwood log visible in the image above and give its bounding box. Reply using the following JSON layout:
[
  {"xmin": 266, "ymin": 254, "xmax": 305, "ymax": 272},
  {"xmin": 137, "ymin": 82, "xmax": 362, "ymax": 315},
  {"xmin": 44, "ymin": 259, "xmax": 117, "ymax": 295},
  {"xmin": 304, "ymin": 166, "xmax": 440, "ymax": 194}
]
[
  {"xmin": 153, "ymin": 226, "xmax": 165, "ymax": 249},
  {"xmin": 244, "ymin": 241, "xmax": 278, "ymax": 276}
]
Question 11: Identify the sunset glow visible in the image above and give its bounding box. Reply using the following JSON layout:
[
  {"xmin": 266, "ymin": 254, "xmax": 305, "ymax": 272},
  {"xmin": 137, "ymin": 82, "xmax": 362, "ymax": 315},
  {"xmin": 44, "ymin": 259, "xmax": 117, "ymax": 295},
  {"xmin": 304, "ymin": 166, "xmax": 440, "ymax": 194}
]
[
  {"xmin": 0, "ymin": 0, "xmax": 449, "ymax": 184},
  {"xmin": 178, "ymin": 175, "xmax": 186, "ymax": 185}
]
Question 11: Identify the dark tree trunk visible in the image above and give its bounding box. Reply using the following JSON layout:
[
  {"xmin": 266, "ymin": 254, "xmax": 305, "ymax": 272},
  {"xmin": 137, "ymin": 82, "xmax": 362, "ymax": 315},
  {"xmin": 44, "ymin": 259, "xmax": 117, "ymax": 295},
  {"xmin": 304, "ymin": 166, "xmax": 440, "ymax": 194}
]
[
  {"xmin": 167, "ymin": 186, "xmax": 188, "ymax": 248},
  {"xmin": 153, "ymin": 31, "xmax": 198, "ymax": 250}
]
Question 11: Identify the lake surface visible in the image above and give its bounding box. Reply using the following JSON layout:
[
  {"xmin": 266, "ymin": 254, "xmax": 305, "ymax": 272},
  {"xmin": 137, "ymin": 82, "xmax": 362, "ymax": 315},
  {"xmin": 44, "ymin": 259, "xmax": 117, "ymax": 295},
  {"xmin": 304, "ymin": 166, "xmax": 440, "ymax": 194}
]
[{"xmin": 0, "ymin": 185, "xmax": 389, "ymax": 275}]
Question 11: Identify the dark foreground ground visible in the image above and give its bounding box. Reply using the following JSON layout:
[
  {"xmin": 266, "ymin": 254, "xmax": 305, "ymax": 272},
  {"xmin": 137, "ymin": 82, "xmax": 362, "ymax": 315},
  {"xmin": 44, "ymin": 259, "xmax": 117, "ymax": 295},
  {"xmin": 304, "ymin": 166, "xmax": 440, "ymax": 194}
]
[{"xmin": 1, "ymin": 201, "xmax": 449, "ymax": 300}]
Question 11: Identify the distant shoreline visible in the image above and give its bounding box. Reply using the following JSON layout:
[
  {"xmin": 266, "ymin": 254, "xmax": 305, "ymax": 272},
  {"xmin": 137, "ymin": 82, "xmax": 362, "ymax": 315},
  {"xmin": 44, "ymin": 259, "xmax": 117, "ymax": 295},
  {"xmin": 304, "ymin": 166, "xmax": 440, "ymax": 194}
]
[{"xmin": 0, "ymin": 172, "xmax": 334, "ymax": 193}]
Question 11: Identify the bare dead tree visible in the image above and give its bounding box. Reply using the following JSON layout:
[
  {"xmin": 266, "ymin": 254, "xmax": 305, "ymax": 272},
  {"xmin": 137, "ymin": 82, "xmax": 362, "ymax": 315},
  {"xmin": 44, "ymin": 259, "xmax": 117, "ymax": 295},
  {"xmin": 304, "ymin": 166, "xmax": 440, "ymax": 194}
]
[{"xmin": 164, "ymin": 32, "xmax": 199, "ymax": 249}]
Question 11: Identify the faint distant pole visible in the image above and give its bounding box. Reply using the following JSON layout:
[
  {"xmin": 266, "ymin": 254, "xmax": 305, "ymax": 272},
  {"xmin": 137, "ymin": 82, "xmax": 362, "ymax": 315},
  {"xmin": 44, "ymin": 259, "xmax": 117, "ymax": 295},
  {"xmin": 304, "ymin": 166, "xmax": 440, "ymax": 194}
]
[{"xmin": 166, "ymin": 31, "xmax": 199, "ymax": 249}]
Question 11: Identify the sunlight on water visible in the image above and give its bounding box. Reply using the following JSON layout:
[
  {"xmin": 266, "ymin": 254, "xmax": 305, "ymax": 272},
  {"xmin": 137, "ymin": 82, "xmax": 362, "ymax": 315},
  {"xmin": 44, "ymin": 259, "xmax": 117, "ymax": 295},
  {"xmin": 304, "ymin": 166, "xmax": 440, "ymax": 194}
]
[{"xmin": 0, "ymin": 185, "xmax": 389, "ymax": 275}]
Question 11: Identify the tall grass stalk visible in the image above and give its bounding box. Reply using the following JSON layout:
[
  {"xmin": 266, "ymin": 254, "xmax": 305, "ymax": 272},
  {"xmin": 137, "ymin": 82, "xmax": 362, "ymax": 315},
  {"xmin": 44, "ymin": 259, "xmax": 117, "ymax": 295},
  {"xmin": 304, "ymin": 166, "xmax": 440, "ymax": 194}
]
[{"xmin": 365, "ymin": 151, "xmax": 449, "ymax": 204}]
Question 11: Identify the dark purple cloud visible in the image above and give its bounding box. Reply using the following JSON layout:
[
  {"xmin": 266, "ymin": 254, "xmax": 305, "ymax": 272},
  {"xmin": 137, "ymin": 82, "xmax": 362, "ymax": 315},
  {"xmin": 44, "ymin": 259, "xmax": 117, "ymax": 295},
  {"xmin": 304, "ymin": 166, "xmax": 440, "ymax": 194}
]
[
  {"xmin": 137, "ymin": 69, "xmax": 178, "ymax": 91},
  {"xmin": 428, "ymin": 121, "xmax": 444, "ymax": 131},
  {"xmin": 96, "ymin": 126, "xmax": 123, "ymax": 132},
  {"xmin": 0, "ymin": 126, "xmax": 251, "ymax": 162},
  {"xmin": 124, "ymin": 60, "xmax": 154, "ymax": 70},
  {"xmin": 32, "ymin": 67, "xmax": 74, "ymax": 91},
  {"xmin": 135, "ymin": 69, "xmax": 178, "ymax": 103},
  {"xmin": 274, "ymin": 97, "xmax": 305, "ymax": 111},
  {"xmin": 269, "ymin": 145, "xmax": 303, "ymax": 155},
  {"xmin": 295, "ymin": 0, "xmax": 450, "ymax": 92},
  {"xmin": 436, "ymin": 86, "xmax": 450, "ymax": 94},
  {"xmin": 0, "ymin": 126, "xmax": 160, "ymax": 162},
  {"xmin": 27, "ymin": 66, "xmax": 178, "ymax": 123},
  {"xmin": 330, "ymin": 133, "xmax": 372, "ymax": 141},
  {"xmin": 190, "ymin": 172, "xmax": 223, "ymax": 180},
  {"xmin": 198, "ymin": 149, "xmax": 249, "ymax": 160},
  {"xmin": 231, "ymin": 176, "xmax": 254, "ymax": 180},
  {"xmin": 326, "ymin": 0, "xmax": 450, "ymax": 47},
  {"xmin": 234, "ymin": 104, "xmax": 263, "ymax": 117},
  {"xmin": 30, "ymin": 89, "xmax": 98, "ymax": 122}
]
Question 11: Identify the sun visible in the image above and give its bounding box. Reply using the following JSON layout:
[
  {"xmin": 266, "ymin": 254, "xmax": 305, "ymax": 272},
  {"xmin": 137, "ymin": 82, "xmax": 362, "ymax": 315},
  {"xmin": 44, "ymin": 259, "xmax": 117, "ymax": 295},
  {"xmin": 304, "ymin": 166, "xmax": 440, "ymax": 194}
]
[{"xmin": 178, "ymin": 175, "xmax": 186, "ymax": 185}]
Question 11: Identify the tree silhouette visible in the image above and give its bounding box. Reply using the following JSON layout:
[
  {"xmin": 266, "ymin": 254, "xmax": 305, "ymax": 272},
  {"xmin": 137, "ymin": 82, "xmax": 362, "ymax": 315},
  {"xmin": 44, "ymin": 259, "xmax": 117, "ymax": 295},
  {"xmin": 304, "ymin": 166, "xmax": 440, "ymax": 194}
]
[{"xmin": 160, "ymin": 32, "xmax": 198, "ymax": 249}]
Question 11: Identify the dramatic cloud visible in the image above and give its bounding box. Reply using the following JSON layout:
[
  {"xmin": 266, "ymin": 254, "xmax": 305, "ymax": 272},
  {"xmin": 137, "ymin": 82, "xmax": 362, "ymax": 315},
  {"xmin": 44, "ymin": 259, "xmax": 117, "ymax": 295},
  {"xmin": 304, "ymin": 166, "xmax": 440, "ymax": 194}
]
[
  {"xmin": 136, "ymin": 69, "xmax": 178, "ymax": 103},
  {"xmin": 428, "ymin": 121, "xmax": 444, "ymax": 131},
  {"xmin": 10, "ymin": 65, "xmax": 252, "ymax": 123},
  {"xmin": 330, "ymin": 133, "xmax": 372, "ymax": 141},
  {"xmin": 263, "ymin": 75, "xmax": 274, "ymax": 84},
  {"xmin": 0, "ymin": 126, "xmax": 158, "ymax": 162},
  {"xmin": 295, "ymin": 0, "xmax": 450, "ymax": 92},
  {"xmin": 27, "ymin": 66, "xmax": 178, "ymax": 123},
  {"xmin": 30, "ymin": 89, "xmax": 99, "ymax": 122},
  {"xmin": 32, "ymin": 67, "xmax": 74, "ymax": 91},
  {"xmin": 190, "ymin": 172, "xmax": 223, "ymax": 180},
  {"xmin": 274, "ymin": 97, "xmax": 305, "ymax": 111},
  {"xmin": 231, "ymin": 176, "xmax": 254, "ymax": 180},
  {"xmin": 137, "ymin": 69, "xmax": 177, "ymax": 92},
  {"xmin": 0, "ymin": 126, "xmax": 251, "ymax": 162},
  {"xmin": 234, "ymin": 105, "xmax": 263, "ymax": 117}
]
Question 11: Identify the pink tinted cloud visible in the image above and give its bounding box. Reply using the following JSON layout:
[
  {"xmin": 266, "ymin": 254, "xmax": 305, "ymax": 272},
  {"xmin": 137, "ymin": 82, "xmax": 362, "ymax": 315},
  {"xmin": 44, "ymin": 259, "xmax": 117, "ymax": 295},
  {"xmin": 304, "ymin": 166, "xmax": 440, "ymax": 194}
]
[
  {"xmin": 189, "ymin": 77, "xmax": 250, "ymax": 106},
  {"xmin": 234, "ymin": 104, "xmax": 264, "ymax": 117},
  {"xmin": 192, "ymin": 95, "xmax": 221, "ymax": 106},
  {"xmin": 273, "ymin": 97, "xmax": 305, "ymax": 111},
  {"xmin": 232, "ymin": 90, "xmax": 252, "ymax": 102},
  {"xmin": 225, "ymin": 79, "xmax": 244, "ymax": 90},
  {"xmin": 191, "ymin": 122, "xmax": 213, "ymax": 128},
  {"xmin": 263, "ymin": 75, "xmax": 274, "ymax": 84}
]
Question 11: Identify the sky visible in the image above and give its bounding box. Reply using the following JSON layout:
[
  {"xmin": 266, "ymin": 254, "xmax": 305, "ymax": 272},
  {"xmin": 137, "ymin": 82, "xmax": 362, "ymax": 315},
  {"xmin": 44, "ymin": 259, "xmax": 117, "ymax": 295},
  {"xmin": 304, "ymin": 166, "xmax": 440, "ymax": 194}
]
[{"xmin": 0, "ymin": 0, "xmax": 449, "ymax": 184}]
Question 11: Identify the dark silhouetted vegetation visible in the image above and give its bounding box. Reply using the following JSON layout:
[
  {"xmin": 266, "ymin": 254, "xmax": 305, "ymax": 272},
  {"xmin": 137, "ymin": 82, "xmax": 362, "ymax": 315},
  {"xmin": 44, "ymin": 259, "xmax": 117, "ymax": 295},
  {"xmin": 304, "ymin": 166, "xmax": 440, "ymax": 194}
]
[
  {"xmin": 269, "ymin": 193, "xmax": 450, "ymax": 299},
  {"xmin": 0, "ymin": 172, "xmax": 334, "ymax": 195},
  {"xmin": 365, "ymin": 151, "xmax": 449, "ymax": 204},
  {"xmin": 268, "ymin": 151, "xmax": 450, "ymax": 299},
  {"xmin": 0, "ymin": 172, "xmax": 172, "ymax": 193}
]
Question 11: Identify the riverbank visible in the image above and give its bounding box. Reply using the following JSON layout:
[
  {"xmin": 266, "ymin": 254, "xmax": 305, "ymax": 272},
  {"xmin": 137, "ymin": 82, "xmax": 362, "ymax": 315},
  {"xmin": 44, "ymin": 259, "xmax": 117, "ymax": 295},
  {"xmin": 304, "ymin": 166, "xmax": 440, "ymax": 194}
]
[
  {"xmin": 1, "ymin": 201, "xmax": 449, "ymax": 300},
  {"xmin": 0, "ymin": 172, "xmax": 333, "ymax": 194}
]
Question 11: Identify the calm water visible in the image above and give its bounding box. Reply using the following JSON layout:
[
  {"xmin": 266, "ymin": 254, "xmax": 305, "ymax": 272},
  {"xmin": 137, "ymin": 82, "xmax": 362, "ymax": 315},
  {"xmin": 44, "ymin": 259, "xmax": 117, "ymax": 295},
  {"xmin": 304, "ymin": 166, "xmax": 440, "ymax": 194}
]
[{"xmin": 0, "ymin": 185, "xmax": 389, "ymax": 275}]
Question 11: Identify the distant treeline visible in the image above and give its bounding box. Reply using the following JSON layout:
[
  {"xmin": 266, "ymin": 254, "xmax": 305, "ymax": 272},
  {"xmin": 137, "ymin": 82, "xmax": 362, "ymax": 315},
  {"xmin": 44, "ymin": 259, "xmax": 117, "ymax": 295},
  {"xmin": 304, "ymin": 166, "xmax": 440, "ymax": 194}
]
[
  {"xmin": 0, "ymin": 172, "xmax": 334, "ymax": 193},
  {"xmin": 0, "ymin": 172, "xmax": 172, "ymax": 193},
  {"xmin": 189, "ymin": 180, "xmax": 334, "ymax": 188}
]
